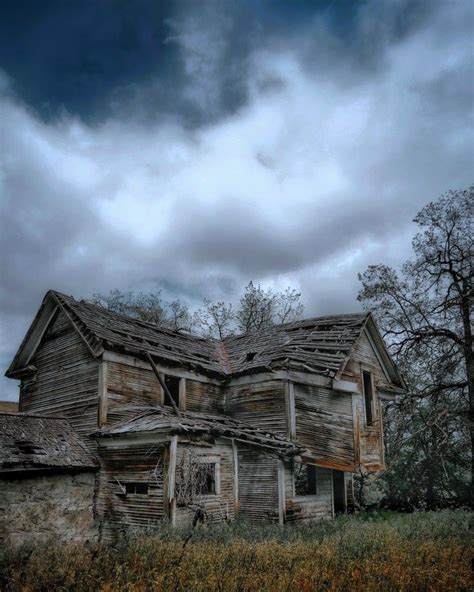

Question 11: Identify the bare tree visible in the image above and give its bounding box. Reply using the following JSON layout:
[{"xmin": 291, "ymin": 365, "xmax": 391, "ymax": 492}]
[
  {"xmin": 358, "ymin": 185, "xmax": 473, "ymax": 505},
  {"xmin": 236, "ymin": 281, "xmax": 304, "ymax": 334},
  {"xmin": 90, "ymin": 289, "xmax": 168, "ymax": 325},
  {"xmin": 91, "ymin": 281, "xmax": 304, "ymax": 339},
  {"xmin": 199, "ymin": 299, "xmax": 236, "ymax": 340}
]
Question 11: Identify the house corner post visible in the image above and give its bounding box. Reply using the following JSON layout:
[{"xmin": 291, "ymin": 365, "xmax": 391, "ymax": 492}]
[
  {"xmin": 98, "ymin": 360, "xmax": 108, "ymax": 428},
  {"xmin": 277, "ymin": 459, "xmax": 286, "ymax": 525},
  {"xmin": 232, "ymin": 439, "xmax": 239, "ymax": 516},
  {"xmin": 168, "ymin": 435, "xmax": 178, "ymax": 527}
]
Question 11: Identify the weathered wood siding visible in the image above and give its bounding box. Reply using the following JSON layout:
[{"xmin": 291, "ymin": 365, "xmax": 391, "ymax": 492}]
[
  {"xmin": 285, "ymin": 466, "xmax": 333, "ymax": 522},
  {"xmin": 106, "ymin": 361, "xmax": 161, "ymax": 424},
  {"xmin": 185, "ymin": 380, "xmax": 224, "ymax": 414},
  {"xmin": 294, "ymin": 384, "xmax": 355, "ymax": 471},
  {"xmin": 342, "ymin": 333, "xmax": 385, "ymax": 470},
  {"xmin": 20, "ymin": 310, "xmax": 99, "ymax": 437},
  {"xmin": 175, "ymin": 440, "xmax": 235, "ymax": 526},
  {"xmin": 105, "ymin": 362, "xmax": 223, "ymax": 424},
  {"xmin": 226, "ymin": 380, "xmax": 287, "ymax": 436},
  {"xmin": 96, "ymin": 440, "xmax": 166, "ymax": 536},
  {"xmin": 237, "ymin": 447, "xmax": 279, "ymax": 523}
]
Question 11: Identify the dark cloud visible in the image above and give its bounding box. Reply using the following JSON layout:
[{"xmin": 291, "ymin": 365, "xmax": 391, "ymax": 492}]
[{"xmin": 0, "ymin": 0, "xmax": 473, "ymax": 400}]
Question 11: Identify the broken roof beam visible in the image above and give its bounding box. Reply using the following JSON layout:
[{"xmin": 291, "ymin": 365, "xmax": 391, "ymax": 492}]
[{"xmin": 145, "ymin": 352, "xmax": 181, "ymax": 417}]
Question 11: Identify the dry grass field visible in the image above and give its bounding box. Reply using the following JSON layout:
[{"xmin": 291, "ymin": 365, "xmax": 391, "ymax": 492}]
[{"xmin": 1, "ymin": 510, "xmax": 472, "ymax": 591}]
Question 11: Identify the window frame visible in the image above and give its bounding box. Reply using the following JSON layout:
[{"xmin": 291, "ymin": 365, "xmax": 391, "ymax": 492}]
[
  {"xmin": 362, "ymin": 369, "xmax": 376, "ymax": 427},
  {"xmin": 196, "ymin": 458, "xmax": 221, "ymax": 496},
  {"xmin": 160, "ymin": 373, "xmax": 186, "ymax": 410},
  {"xmin": 124, "ymin": 482, "xmax": 149, "ymax": 495},
  {"xmin": 293, "ymin": 462, "xmax": 318, "ymax": 497}
]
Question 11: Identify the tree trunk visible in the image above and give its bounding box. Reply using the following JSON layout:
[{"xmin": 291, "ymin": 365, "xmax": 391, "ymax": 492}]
[{"xmin": 460, "ymin": 282, "xmax": 473, "ymax": 508}]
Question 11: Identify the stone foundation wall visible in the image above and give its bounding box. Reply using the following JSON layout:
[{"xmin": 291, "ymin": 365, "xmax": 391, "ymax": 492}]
[{"xmin": 0, "ymin": 471, "xmax": 98, "ymax": 548}]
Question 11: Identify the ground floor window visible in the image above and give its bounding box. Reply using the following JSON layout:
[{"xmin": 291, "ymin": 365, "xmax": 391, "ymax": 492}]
[
  {"xmin": 124, "ymin": 482, "xmax": 149, "ymax": 495},
  {"xmin": 294, "ymin": 462, "xmax": 317, "ymax": 495},
  {"xmin": 196, "ymin": 463, "xmax": 216, "ymax": 495}
]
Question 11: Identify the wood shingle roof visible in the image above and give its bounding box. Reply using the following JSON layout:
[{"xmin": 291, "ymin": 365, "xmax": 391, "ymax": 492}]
[{"xmin": 0, "ymin": 412, "xmax": 98, "ymax": 475}]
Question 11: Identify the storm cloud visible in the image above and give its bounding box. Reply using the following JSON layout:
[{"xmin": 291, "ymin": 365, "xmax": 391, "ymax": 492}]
[{"xmin": 1, "ymin": 0, "xmax": 473, "ymax": 400}]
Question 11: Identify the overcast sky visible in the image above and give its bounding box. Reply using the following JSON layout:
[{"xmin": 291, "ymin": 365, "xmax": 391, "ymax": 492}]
[{"xmin": 0, "ymin": 0, "xmax": 473, "ymax": 401}]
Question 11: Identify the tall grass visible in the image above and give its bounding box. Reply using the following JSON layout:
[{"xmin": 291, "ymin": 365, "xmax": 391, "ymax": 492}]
[{"xmin": 1, "ymin": 510, "xmax": 472, "ymax": 591}]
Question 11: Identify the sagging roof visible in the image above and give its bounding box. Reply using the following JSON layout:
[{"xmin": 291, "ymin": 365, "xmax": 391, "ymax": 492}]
[
  {"xmin": 95, "ymin": 406, "xmax": 304, "ymax": 456},
  {"xmin": 223, "ymin": 314, "xmax": 368, "ymax": 378},
  {"xmin": 6, "ymin": 290, "xmax": 404, "ymax": 386},
  {"xmin": 0, "ymin": 412, "xmax": 98, "ymax": 475}
]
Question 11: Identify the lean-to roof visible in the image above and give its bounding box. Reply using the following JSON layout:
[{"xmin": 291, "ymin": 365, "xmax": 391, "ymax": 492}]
[
  {"xmin": 0, "ymin": 412, "xmax": 98, "ymax": 475},
  {"xmin": 95, "ymin": 405, "xmax": 304, "ymax": 455}
]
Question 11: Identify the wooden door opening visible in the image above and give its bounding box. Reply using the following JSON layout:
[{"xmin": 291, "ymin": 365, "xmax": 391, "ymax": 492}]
[{"xmin": 333, "ymin": 470, "xmax": 346, "ymax": 515}]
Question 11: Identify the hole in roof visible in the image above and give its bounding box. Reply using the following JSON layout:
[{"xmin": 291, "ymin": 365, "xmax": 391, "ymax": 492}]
[
  {"xmin": 246, "ymin": 352, "xmax": 257, "ymax": 362},
  {"xmin": 15, "ymin": 441, "xmax": 46, "ymax": 455}
]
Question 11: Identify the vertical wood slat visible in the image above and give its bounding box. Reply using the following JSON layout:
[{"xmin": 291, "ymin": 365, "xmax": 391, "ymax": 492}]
[
  {"xmin": 352, "ymin": 393, "xmax": 361, "ymax": 466},
  {"xmin": 98, "ymin": 361, "xmax": 108, "ymax": 427},
  {"xmin": 285, "ymin": 381, "xmax": 296, "ymax": 440},
  {"xmin": 278, "ymin": 459, "xmax": 286, "ymax": 525},
  {"xmin": 179, "ymin": 378, "xmax": 186, "ymax": 411},
  {"xmin": 232, "ymin": 439, "xmax": 239, "ymax": 513},
  {"xmin": 168, "ymin": 436, "xmax": 178, "ymax": 526}
]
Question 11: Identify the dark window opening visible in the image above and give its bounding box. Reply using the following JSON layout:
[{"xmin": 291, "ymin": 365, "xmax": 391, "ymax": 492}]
[
  {"xmin": 196, "ymin": 463, "xmax": 216, "ymax": 495},
  {"xmin": 124, "ymin": 482, "xmax": 149, "ymax": 495},
  {"xmin": 246, "ymin": 352, "xmax": 257, "ymax": 362},
  {"xmin": 294, "ymin": 463, "xmax": 317, "ymax": 496},
  {"xmin": 15, "ymin": 440, "xmax": 46, "ymax": 455},
  {"xmin": 164, "ymin": 375, "xmax": 180, "ymax": 407},
  {"xmin": 333, "ymin": 470, "xmax": 346, "ymax": 514},
  {"xmin": 363, "ymin": 371, "xmax": 374, "ymax": 425}
]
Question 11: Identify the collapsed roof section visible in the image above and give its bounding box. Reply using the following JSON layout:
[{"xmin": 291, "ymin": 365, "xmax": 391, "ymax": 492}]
[
  {"xmin": 5, "ymin": 290, "xmax": 404, "ymax": 387},
  {"xmin": 0, "ymin": 412, "xmax": 98, "ymax": 475},
  {"xmin": 94, "ymin": 405, "xmax": 304, "ymax": 456}
]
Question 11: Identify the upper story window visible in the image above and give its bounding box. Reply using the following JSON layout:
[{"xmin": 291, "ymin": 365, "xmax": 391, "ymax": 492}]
[
  {"xmin": 164, "ymin": 374, "xmax": 180, "ymax": 408},
  {"xmin": 362, "ymin": 370, "xmax": 374, "ymax": 425},
  {"xmin": 294, "ymin": 462, "xmax": 317, "ymax": 496}
]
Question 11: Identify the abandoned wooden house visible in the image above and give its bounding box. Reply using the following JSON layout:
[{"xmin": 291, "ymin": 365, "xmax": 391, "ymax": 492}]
[{"xmin": 2, "ymin": 289, "xmax": 405, "ymax": 541}]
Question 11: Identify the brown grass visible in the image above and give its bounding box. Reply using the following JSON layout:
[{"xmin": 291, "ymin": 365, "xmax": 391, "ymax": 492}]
[{"xmin": 1, "ymin": 510, "xmax": 472, "ymax": 591}]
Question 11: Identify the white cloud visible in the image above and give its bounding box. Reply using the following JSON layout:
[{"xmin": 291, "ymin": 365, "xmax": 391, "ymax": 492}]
[{"xmin": 0, "ymin": 0, "xmax": 472, "ymax": 400}]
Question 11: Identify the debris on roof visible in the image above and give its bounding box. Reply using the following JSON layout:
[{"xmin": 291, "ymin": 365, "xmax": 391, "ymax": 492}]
[
  {"xmin": 7, "ymin": 290, "xmax": 400, "ymax": 384},
  {"xmin": 0, "ymin": 412, "xmax": 98, "ymax": 475},
  {"xmin": 95, "ymin": 405, "xmax": 305, "ymax": 455}
]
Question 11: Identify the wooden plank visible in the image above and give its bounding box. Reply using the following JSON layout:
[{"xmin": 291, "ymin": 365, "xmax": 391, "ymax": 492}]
[
  {"xmin": 102, "ymin": 350, "xmax": 222, "ymax": 384},
  {"xmin": 232, "ymin": 439, "xmax": 239, "ymax": 513},
  {"xmin": 168, "ymin": 436, "xmax": 178, "ymax": 526},
  {"xmin": 179, "ymin": 378, "xmax": 186, "ymax": 411},
  {"xmin": 285, "ymin": 381, "xmax": 296, "ymax": 439},
  {"xmin": 98, "ymin": 360, "xmax": 108, "ymax": 427},
  {"xmin": 278, "ymin": 459, "xmax": 286, "ymax": 525},
  {"xmin": 352, "ymin": 393, "xmax": 361, "ymax": 466}
]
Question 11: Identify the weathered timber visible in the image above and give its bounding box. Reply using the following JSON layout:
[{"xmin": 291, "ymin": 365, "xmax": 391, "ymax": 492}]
[
  {"xmin": 294, "ymin": 383, "xmax": 355, "ymax": 470},
  {"xmin": 145, "ymin": 352, "xmax": 181, "ymax": 416},
  {"xmin": 18, "ymin": 309, "xmax": 100, "ymax": 439}
]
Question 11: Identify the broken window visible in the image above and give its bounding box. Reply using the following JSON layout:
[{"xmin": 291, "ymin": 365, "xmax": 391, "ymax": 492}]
[
  {"xmin": 196, "ymin": 463, "xmax": 216, "ymax": 495},
  {"xmin": 124, "ymin": 482, "xmax": 149, "ymax": 495},
  {"xmin": 294, "ymin": 462, "xmax": 317, "ymax": 496},
  {"xmin": 362, "ymin": 370, "xmax": 374, "ymax": 425},
  {"xmin": 163, "ymin": 375, "xmax": 180, "ymax": 408}
]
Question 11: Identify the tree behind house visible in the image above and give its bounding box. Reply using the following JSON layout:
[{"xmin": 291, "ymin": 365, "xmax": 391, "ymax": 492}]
[
  {"xmin": 358, "ymin": 185, "xmax": 473, "ymax": 508},
  {"xmin": 90, "ymin": 281, "xmax": 304, "ymax": 338}
]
